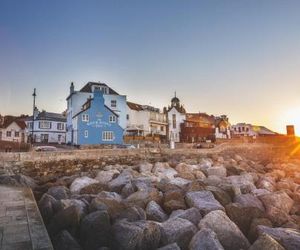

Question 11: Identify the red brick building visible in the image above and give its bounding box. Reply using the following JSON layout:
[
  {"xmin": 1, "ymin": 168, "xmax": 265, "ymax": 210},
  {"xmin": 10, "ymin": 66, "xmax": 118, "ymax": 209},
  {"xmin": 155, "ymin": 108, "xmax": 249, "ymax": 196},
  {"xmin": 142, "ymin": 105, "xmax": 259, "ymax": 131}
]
[{"xmin": 180, "ymin": 113, "xmax": 216, "ymax": 142}]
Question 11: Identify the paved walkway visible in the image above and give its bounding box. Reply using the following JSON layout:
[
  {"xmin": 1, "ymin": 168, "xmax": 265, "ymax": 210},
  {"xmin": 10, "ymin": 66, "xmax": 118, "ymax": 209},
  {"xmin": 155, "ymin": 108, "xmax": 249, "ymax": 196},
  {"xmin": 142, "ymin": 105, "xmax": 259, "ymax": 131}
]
[{"xmin": 0, "ymin": 185, "xmax": 53, "ymax": 250}]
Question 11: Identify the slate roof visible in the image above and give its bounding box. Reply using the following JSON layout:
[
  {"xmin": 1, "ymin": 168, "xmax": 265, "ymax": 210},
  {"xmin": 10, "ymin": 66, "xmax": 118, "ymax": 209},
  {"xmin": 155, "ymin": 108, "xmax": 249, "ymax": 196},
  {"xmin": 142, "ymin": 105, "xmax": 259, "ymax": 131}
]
[
  {"xmin": 27, "ymin": 111, "xmax": 66, "ymax": 122},
  {"xmin": 127, "ymin": 102, "xmax": 144, "ymax": 111},
  {"xmin": 80, "ymin": 82, "xmax": 119, "ymax": 95}
]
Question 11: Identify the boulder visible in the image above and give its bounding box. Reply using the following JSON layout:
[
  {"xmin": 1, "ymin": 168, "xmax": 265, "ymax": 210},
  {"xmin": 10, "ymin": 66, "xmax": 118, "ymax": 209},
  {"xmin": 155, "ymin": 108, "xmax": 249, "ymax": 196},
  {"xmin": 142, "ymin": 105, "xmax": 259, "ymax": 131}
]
[
  {"xmin": 225, "ymin": 202, "xmax": 265, "ymax": 235},
  {"xmin": 95, "ymin": 169, "xmax": 120, "ymax": 185},
  {"xmin": 132, "ymin": 177, "xmax": 153, "ymax": 191},
  {"xmin": 163, "ymin": 189, "xmax": 187, "ymax": 214},
  {"xmin": 70, "ymin": 177, "xmax": 99, "ymax": 194},
  {"xmin": 225, "ymin": 173, "xmax": 256, "ymax": 194},
  {"xmin": 52, "ymin": 230, "xmax": 82, "ymax": 250},
  {"xmin": 206, "ymin": 166, "xmax": 227, "ymax": 178},
  {"xmin": 257, "ymin": 225, "xmax": 300, "ymax": 250},
  {"xmin": 175, "ymin": 163, "xmax": 196, "ymax": 180},
  {"xmin": 125, "ymin": 188, "xmax": 162, "ymax": 209},
  {"xmin": 198, "ymin": 210, "xmax": 250, "ymax": 250},
  {"xmin": 248, "ymin": 217, "xmax": 273, "ymax": 243},
  {"xmin": 91, "ymin": 191, "xmax": 125, "ymax": 219},
  {"xmin": 121, "ymin": 182, "xmax": 136, "ymax": 198},
  {"xmin": 38, "ymin": 193, "xmax": 62, "ymax": 224},
  {"xmin": 189, "ymin": 228, "xmax": 224, "ymax": 250},
  {"xmin": 60, "ymin": 199, "xmax": 88, "ymax": 218},
  {"xmin": 185, "ymin": 191, "xmax": 224, "ymax": 215},
  {"xmin": 79, "ymin": 182, "xmax": 107, "ymax": 194},
  {"xmin": 47, "ymin": 186, "xmax": 70, "ymax": 200},
  {"xmin": 248, "ymin": 233, "xmax": 285, "ymax": 250},
  {"xmin": 159, "ymin": 217, "xmax": 198, "ymax": 250},
  {"xmin": 80, "ymin": 211, "xmax": 111, "ymax": 250},
  {"xmin": 112, "ymin": 220, "xmax": 161, "ymax": 250},
  {"xmin": 152, "ymin": 162, "xmax": 178, "ymax": 180},
  {"xmin": 0, "ymin": 174, "xmax": 37, "ymax": 188},
  {"xmin": 146, "ymin": 200, "xmax": 168, "ymax": 222},
  {"xmin": 205, "ymin": 186, "xmax": 232, "ymax": 207},
  {"xmin": 234, "ymin": 193, "xmax": 265, "ymax": 212},
  {"xmin": 259, "ymin": 191, "xmax": 294, "ymax": 226},
  {"xmin": 108, "ymin": 170, "xmax": 132, "ymax": 193},
  {"xmin": 157, "ymin": 243, "xmax": 181, "ymax": 250},
  {"xmin": 115, "ymin": 206, "xmax": 146, "ymax": 222},
  {"xmin": 139, "ymin": 162, "xmax": 153, "ymax": 174},
  {"xmin": 47, "ymin": 205, "xmax": 82, "ymax": 237},
  {"xmin": 169, "ymin": 208, "xmax": 201, "ymax": 226},
  {"xmin": 256, "ymin": 176, "xmax": 276, "ymax": 192}
]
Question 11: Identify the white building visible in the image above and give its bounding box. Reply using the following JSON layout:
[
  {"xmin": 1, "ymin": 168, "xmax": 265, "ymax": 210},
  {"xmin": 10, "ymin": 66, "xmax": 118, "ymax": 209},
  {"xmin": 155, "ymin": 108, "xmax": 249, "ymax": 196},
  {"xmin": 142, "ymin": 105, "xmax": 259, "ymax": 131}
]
[
  {"xmin": 231, "ymin": 123, "xmax": 276, "ymax": 137},
  {"xmin": 165, "ymin": 95, "xmax": 186, "ymax": 142},
  {"xmin": 126, "ymin": 102, "xmax": 167, "ymax": 138},
  {"xmin": 0, "ymin": 120, "xmax": 27, "ymax": 143},
  {"xmin": 66, "ymin": 82, "xmax": 127, "ymax": 144},
  {"xmin": 215, "ymin": 115, "xmax": 231, "ymax": 139},
  {"xmin": 26, "ymin": 109, "xmax": 66, "ymax": 143}
]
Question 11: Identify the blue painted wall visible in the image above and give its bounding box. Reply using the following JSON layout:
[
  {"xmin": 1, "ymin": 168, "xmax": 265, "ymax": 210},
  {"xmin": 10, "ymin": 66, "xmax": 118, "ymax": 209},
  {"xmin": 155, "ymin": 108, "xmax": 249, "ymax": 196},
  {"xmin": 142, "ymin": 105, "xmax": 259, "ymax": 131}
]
[{"xmin": 76, "ymin": 90, "xmax": 124, "ymax": 145}]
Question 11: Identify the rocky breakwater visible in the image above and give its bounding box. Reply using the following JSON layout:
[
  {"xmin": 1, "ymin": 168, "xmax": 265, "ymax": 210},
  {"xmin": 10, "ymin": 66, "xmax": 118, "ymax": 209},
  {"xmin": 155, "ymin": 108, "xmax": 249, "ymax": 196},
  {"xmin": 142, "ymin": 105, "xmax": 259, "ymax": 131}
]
[{"xmin": 2, "ymin": 152, "xmax": 300, "ymax": 250}]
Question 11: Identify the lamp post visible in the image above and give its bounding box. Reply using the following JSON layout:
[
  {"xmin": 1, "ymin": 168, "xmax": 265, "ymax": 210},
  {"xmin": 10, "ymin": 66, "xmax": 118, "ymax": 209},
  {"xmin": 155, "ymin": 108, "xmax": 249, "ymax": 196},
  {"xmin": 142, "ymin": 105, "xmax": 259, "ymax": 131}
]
[{"xmin": 31, "ymin": 88, "xmax": 36, "ymax": 145}]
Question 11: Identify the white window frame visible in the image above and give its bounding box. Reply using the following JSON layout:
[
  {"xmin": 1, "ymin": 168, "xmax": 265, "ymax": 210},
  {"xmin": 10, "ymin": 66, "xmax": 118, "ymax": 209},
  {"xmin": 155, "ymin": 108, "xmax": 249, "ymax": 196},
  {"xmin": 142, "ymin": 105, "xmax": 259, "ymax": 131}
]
[
  {"xmin": 111, "ymin": 100, "xmax": 117, "ymax": 108},
  {"xmin": 57, "ymin": 123, "xmax": 65, "ymax": 131},
  {"xmin": 82, "ymin": 114, "xmax": 89, "ymax": 122},
  {"xmin": 39, "ymin": 121, "xmax": 51, "ymax": 129},
  {"xmin": 102, "ymin": 131, "xmax": 114, "ymax": 141},
  {"xmin": 84, "ymin": 130, "xmax": 88, "ymax": 138},
  {"xmin": 109, "ymin": 115, "xmax": 116, "ymax": 123}
]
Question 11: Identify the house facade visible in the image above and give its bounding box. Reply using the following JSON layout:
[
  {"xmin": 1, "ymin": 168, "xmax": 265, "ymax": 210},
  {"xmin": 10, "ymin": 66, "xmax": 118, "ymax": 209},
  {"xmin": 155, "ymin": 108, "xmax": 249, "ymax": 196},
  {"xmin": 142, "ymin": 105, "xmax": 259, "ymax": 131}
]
[
  {"xmin": 215, "ymin": 115, "xmax": 231, "ymax": 139},
  {"xmin": 0, "ymin": 120, "xmax": 27, "ymax": 143},
  {"xmin": 231, "ymin": 123, "xmax": 276, "ymax": 137},
  {"xmin": 26, "ymin": 109, "xmax": 66, "ymax": 143},
  {"xmin": 66, "ymin": 82, "xmax": 127, "ymax": 144},
  {"xmin": 72, "ymin": 90, "xmax": 123, "ymax": 145},
  {"xmin": 165, "ymin": 95, "xmax": 186, "ymax": 142},
  {"xmin": 126, "ymin": 102, "xmax": 167, "ymax": 139},
  {"xmin": 180, "ymin": 113, "xmax": 216, "ymax": 143}
]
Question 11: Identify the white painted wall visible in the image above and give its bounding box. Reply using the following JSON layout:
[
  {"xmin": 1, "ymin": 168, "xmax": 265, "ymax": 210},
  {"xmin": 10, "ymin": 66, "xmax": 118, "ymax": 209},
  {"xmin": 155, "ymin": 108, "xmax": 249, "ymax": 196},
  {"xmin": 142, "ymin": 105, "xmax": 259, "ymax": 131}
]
[
  {"xmin": 0, "ymin": 122, "xmax": 27, "ymax": 142},
  {"xmin": 167, "ymin": 107, "xmax": 186, "ymax": 142}
]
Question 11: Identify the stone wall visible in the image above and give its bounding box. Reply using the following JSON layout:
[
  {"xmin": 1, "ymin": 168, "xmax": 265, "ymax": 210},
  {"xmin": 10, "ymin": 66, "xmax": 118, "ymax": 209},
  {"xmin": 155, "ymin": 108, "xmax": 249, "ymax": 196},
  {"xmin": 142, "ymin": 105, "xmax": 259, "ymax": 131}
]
[{"xmin": 0, "ymin": 143, "xmax": 278, "ymax": 178}]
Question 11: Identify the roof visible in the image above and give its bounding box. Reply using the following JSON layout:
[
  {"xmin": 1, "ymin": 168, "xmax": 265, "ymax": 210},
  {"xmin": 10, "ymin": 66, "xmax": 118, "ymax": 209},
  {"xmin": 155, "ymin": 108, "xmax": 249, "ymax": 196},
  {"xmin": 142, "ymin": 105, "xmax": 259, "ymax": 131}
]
[
  {"xmin": 2, "ymin": 120, "xmax": 26, "ymax": 129},
  {"xmin": 73, "ymin": 97, "xmax": 119, "ymax": 119},
  {"xmin": 27, "ymin": 111, "xmax": 66, "ymax": 122},
  {"xmin": 80, "ymin": 82, "xmax": 119, "ymax": 95},
  {"xmin": 127, "ymin": 102, "xmax": 143, "ymax": 111},
  {"xmin": 186, "ymin": 113, "xmax": 215, "ymax": 123}
]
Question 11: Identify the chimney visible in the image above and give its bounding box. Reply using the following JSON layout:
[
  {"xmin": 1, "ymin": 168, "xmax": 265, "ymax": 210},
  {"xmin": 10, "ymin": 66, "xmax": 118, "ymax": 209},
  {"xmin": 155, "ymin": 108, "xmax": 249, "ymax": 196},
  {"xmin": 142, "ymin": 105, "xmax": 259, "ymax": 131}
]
[{"xmin": 70, "ymin": 82, "xmax": 75, "ymax": 94}]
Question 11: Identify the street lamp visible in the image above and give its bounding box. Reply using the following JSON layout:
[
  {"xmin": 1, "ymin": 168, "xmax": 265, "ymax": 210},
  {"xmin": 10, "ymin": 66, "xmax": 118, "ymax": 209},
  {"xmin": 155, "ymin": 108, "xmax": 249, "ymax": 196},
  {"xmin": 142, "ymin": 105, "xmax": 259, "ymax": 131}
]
[{"xmin": 31, "ymin": 88, "xmax": 36, "ymax": 145}]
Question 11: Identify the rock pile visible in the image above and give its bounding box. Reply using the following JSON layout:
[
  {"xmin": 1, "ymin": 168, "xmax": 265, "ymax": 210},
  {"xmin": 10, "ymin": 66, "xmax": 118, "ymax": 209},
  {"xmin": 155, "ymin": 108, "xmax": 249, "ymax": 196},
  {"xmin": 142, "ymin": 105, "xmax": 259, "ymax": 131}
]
[{"xmin": 4, "ymin": 151, "xmax": 300, "ymax": 249}]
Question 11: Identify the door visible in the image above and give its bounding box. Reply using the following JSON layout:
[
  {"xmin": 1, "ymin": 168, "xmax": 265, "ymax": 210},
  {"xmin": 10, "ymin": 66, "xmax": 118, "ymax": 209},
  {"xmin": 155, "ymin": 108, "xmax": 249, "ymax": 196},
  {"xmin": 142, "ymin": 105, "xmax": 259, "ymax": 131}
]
[
  {"xmin": 41, "ymin": 134, "xmax": 49, "ymax": 143},
  {"xmin": 0, "ymin": 131, "xmax": 2, "ymax": 140}
]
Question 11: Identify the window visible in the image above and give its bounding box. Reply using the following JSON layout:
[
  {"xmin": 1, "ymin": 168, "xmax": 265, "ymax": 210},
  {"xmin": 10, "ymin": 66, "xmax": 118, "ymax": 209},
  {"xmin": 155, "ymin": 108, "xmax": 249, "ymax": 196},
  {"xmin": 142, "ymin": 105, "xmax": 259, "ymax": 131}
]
[
  {"xmin": 109, "ymin": 115, "xmax": 116, "ymax": 123},
  {"xmin": 82, "ymin": 114, "xmax": 89, "ymax": 122},
  {"xmin": 160, "ymin": 126, "xmax": 164, "ymax": 131},
  {"xmin": 102, "ymin": 131, "xmax": 114, "ymax": 141},
  {"xmin": 57, "ymin": 123, "xmax": 65, "ymax": 130},
  {"xmin": 15, "ymin": 132, "xmax": 19, "ymax": 137},
  {"xmin": 27, "ymin": 122, "xmax": 33, "ymax": 129},
  {"xmin": 126, "ymin": 114, "xmax": 129, "ymax": 120},
  {"xmin": 111, "ymin": 100, "xmax": 117, "ymax": 108},
  {"xmin": 39, "ymin": 121, "xmax": 51, "ymax": 129},
  {"xmin": 84, "ymin": 130, "xmax": 88, "ymax": 138},
  {"xmin": 6, "ymin": 131, "xmax": 11, "ymax": 137},
  {"xmin": 172, "ymin": 114, "xmax": 176, "ymax": 129}
]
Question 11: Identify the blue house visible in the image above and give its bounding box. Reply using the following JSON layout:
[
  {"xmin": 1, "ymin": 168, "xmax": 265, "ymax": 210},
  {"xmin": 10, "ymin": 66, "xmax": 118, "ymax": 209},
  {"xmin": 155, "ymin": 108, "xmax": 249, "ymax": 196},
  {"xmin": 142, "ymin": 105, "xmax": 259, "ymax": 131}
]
[{"xmin": 72, "ymin": 90, "xmax": 124, "ymax": 145}]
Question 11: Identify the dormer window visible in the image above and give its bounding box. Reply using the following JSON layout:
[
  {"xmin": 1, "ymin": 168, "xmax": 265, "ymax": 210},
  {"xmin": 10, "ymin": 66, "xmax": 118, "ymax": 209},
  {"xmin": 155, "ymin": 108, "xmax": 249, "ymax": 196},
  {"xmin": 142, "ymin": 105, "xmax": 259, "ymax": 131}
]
[{"xmin": 111, "ymin": 100, "xmax": 117, "ymax": 108}]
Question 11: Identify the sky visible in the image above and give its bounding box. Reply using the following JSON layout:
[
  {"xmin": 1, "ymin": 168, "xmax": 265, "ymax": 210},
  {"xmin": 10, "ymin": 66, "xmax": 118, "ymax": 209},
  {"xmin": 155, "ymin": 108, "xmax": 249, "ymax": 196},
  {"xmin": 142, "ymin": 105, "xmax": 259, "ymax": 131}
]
[{"xmin": 0, "ymin": 0, "xmax": 300, "ymax": 134}]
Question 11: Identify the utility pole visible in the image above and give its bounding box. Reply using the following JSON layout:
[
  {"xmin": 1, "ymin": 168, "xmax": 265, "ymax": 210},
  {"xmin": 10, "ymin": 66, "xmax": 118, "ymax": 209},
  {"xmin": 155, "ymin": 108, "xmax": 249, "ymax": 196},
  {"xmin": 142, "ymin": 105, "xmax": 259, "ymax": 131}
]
[{"xmin": 31, "ymin": 88, "xmax": 36, "ymax": 145}]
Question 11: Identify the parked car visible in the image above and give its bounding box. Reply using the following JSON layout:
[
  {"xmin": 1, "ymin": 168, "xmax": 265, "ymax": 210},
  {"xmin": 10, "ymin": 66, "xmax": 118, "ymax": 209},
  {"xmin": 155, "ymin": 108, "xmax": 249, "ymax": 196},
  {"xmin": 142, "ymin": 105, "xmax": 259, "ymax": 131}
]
[
  {"xmin": 116, "ymin": 144, "xmax": 136, "ymax": 149},
  {"xmin": 34, "ymin": 146, "xmax": 57, "ymax": 152}
]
